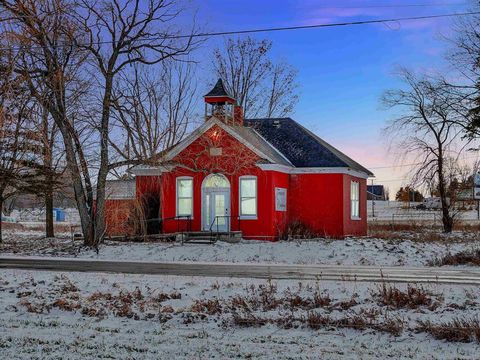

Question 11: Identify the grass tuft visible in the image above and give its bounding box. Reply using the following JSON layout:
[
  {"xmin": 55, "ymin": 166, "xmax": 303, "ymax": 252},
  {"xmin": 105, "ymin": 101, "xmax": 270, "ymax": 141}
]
[
  {"xmin": 417, "ymin": 317, "xmax": 480, "ymax": 343},
  {"xmin": 372, "ymin": 283, "xmax": 441, "ymax": 310}
]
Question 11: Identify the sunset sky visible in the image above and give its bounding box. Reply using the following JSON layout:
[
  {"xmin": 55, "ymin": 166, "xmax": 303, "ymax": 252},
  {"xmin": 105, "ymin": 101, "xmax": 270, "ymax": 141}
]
[{"xmin": 191, "ymin": 0, "xmax": 475, "ymax": 196}]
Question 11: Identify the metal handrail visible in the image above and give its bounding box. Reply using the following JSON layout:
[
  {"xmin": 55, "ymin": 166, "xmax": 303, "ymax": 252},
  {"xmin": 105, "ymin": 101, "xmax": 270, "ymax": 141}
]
[{"xmin": 208, "ymin": 215, "xmax": 241, "ymax": 241}]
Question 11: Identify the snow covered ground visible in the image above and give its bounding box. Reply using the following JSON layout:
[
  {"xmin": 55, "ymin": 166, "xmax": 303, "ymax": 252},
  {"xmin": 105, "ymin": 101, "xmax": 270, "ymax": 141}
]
[
  {"xmin": 2, "ymin": 231, "xmax": 479, "ymax": 267},
  {"xmin": 72, "ymin": 237, "xmax": 480, "ymax": 266},
  {"xmin": 0, "ymin": 269, "xmax": 478, "ymax": 359}
]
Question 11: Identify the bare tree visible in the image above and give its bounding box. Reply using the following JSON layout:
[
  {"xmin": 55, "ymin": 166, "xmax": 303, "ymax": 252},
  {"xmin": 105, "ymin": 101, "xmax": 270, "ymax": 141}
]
[
  {"xmin": 35, "ymin": 105, "xmax": 66, "ymax": 238},
  {"xmin": 0, "ymin": 0, "xmax": 98, "ymax": 245},
  {"xmin": 74, "ymin": 0, "xmax": 199, "ymax": 246},
  {"xmin": 383, "ymin": 70, "xmax": 468, "ymax": 232},
  {"xmin": 0, "ymin": 0, "xmax": 199, "ymax": 248},
  {"xmin": 0, "ymin": 52, "xmax": 43, "ymax": 242},
  {"xmin": 110, "ymin": 61, "xmax": 197, "ymax": 167},
  {"xmin": 213, "ymin": 37, "xmax": 299, "ymax": 118},
  {"xmin": 446, "ymin": 7, "xmax": 480, "ymax": 137}
]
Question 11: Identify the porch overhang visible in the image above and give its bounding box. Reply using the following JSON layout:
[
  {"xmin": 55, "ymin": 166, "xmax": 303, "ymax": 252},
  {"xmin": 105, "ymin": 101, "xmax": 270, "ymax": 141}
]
[{"xmin": 128, "ymin": 164, "xmax": 176, "ymax": 176}]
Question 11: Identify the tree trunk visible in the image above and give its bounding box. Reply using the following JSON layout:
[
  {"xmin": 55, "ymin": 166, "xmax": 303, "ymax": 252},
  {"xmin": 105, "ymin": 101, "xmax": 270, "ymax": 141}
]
[
  {"xmin": 0, "ymin": 196, "xmax": 3, "ymax": 243},
  {"xmin": 93, "ymin": 74, "xmax": 114, "ymax": 247},
  {"xmin": 45, "ymin": 189, "xmax": 54, "ymax": 238},
  {"xmin": 437, "ymin": 155, "xmax": 453, "ymax": 233},
  {"xmin": 43, "ymin": 107, "xmax": 54, "ymax": 238},
  {"xmin": 55, "ymin": 121, "xmax": 94, "ymax": 245}
]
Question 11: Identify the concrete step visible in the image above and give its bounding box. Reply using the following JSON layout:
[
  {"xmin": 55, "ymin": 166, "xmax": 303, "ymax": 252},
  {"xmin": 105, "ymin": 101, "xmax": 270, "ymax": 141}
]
[{"xmin": 186, "ymin": 231, "xmax": 241, "ymax": 236}]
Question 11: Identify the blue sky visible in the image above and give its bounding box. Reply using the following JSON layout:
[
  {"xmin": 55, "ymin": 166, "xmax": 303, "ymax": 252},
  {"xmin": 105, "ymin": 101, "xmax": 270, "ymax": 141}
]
[{"xmin": 189, "ymin": 0, "xmax": 471, "ymax": 194}]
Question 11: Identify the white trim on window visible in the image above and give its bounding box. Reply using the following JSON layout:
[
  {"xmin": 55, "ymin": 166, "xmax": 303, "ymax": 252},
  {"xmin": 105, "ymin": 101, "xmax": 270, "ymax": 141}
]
[
  {"xmin": 239, "ymin": 175, "xmax": 257, "ymax": 219},
  {"xmin": 176, "ymin": 176, "xmax": 193, "ymax": 218},
  {"xmin": 350, "ymin": 181, "xmax": 360, "ymax": 220}
]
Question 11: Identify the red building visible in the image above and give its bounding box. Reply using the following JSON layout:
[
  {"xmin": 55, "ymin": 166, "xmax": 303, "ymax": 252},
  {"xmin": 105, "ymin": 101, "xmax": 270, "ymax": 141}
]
[{"xmin": 120, "ymin": 79, "xmax": 373, "ymax": 240}]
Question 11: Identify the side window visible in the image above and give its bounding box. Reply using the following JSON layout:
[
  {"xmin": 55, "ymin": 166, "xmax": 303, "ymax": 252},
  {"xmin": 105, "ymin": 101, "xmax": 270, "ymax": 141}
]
[
  {"xmin": 177, "ymin": 177, "xmax": 193, "ymax": 217},
  {"xmin": 351, "ymin": 181, "xmax": 360, "ymax": 219},
  {"xmin": 275, "ymin": 187, "xmax": 287, "ymax": 212},
  {"xmin": 239, "ymin": 176, "xmax": 257, "ymax": 218}
]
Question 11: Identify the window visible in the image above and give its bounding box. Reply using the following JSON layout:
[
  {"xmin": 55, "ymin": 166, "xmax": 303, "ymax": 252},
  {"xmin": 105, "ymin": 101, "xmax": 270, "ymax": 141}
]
[
  {"xmin": 177, "ymin": 177, "xmax": 193, "ymax": 217},
  {"xmin": 239, "ymin": 176, "xmax": 257, "ymax": 218},
  {"xmin": 351, "ymin": 181, "xmax": 360, "ymax": 219},
  {"xmin": 275, "ymin": 188, "xmax": 287, "ymax": 212}
]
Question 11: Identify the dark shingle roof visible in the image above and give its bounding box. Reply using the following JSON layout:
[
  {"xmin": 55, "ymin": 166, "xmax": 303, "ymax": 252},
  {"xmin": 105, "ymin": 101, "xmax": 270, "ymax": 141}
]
[
  {"xmin": 244, "ymin": 118, "xmax": 373, "ymax": 176},
  {"xmin": 229, "ymin": 125, "xmax": 292, "ymax": 166},
  {"xmin": 204, "ymin": 79, "xmax": 232, "ymax": 98}
]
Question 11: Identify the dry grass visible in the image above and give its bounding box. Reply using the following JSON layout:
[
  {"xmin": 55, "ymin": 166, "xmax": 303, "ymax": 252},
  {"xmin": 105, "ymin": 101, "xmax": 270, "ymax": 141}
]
[
  {"xmin": 368, "ymin": 221, "xmax": 480, "ymax": 242},
  {"xmin": 190, "ymin": 299, "xmax": 223, "ymax": 315},
  {"xmin": 428, "ymin": 249, "xmax": 480, "ymax": 266},
  {"xmin": 15, "ymin": 275, "xmax": 480, "ymax": 342},
  {"xmin": 368, "ymin": 222, "xmax": 427, "ymax": 234},
  {"xmin": 155, "ymin": 291, "xmax": 182, "ymax": 302},
  {"xmin": 417, "ymin": 317, "xmax": 480, "ymax": 343},
  {"xmin": 129, "ymin": 198, "xmax": 148, "ymax": 238},
  {"xmin": 232, "ymin": 312, "xmax": 269, "ymax": 327},
  {"xmin": 279, "ymin": 220, "xmax": 316, "ymax": 240},
  {"xmin": 1, "ymin": 222, "xmax": 73, "ymax": 233},
  {"xmin": 368, "ymin": 225, "xmax": 479, "ymax": 243},
  {"xmin": 18, "ymin": 299, "xmax": 50, "ymax": 314},
  {"xmin": 372, "ymin": 283, "xmax": 441, "ymax": 310},
  {"xmin": 231, "ymin": 311, "xmax": 402, "ymax": 333},
  {"xmin": 52, "ymin": 299, "xmax": 81, "ymax": 311},
  {"xmin": 306, "ymin": 312, "xmax": 403, "ymax": 336},
  {"xmin": 227, "ymin": 281, "xmax": 336, "ymax": 314},
  {"xmin": 453, "ymin": 222, "xmax": 480, "ymax": 232}
]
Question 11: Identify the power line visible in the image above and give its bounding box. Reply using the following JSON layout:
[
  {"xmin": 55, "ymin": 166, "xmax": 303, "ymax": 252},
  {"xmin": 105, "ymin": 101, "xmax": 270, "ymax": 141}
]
[
  {"xmin": 308, "ymin": 2, "xmax": 468, "ymax": 9},
  {"xmin": 181, "ymin": 11, "xmax": 480, "ymax": 39},
  {"xmin": 368, "ymin": 155, "xmax": 480, "ymax": 170},
  {"xmin": 1, "ymin": 11, "xmax": 479, "ymax": 52}
]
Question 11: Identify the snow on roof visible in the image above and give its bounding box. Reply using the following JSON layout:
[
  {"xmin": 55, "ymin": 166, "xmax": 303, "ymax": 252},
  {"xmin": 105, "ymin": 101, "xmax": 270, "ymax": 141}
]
[{"xmin": 105, "ymin": 180, "xmax": 136, "ymax": 200}]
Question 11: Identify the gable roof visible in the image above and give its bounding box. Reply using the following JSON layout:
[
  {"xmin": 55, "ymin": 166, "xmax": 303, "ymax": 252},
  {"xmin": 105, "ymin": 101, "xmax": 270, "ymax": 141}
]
[
  {"xmin": 244, "ymin": 118, "xmax": 373, "ymax": 176},
  {"xmin": 130, "ymin": 116, "xmax": 373, "ymax": 177},
  {"xmin": 163, "ymin": 117, "xmax": 291, "ymax": 166}
]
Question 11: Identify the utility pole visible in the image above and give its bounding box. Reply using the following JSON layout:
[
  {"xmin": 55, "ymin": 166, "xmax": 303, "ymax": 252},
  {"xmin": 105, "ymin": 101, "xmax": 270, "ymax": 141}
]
[{"xmin": 371, "ymin": 179, "xmax": 375, "ymax": 217}]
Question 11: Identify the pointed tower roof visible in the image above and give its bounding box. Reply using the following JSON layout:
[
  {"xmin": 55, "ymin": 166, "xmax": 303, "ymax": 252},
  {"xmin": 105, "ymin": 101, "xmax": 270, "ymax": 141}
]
[{"xmin": 204, "ymin": 78, "xmax": 233, "ymax": 98}]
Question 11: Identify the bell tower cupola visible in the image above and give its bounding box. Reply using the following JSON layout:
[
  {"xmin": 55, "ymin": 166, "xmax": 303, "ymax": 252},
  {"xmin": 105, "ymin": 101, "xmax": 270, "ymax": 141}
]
[{"xmin": 204, "ymin": 79, "xmax": 243, "ymax": 126}]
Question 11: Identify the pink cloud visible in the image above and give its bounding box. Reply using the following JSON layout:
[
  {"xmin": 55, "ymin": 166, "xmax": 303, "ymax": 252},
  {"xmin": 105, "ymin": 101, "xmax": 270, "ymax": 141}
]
[{"xmin": 333, "ymin": 139, "xmax": 417, "ymax": 191}]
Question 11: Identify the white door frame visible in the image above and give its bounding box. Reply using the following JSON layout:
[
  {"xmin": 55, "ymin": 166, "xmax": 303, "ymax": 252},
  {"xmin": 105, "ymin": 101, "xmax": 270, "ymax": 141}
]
[{"xmin": 201, "ymin": 174, "xmax": 231, "ymax": 232}]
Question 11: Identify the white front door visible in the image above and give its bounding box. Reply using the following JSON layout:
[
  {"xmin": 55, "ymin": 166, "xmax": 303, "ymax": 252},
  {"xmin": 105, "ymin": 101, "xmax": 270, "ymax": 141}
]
[{"xmin": 203, "ymin": 189, "xmax": 230, "ymax": 232}]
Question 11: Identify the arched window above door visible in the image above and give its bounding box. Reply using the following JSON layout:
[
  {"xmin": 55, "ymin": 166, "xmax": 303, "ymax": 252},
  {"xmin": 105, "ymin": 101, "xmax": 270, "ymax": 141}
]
[{"xmin": 203, "ymin": 174, "xmax": 230, "ymax": 189}]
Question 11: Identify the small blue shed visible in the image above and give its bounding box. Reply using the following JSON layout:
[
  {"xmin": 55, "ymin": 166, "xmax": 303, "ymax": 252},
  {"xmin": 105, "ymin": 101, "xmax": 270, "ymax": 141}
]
[{"xmin": 53, "ymin": 208, "xmax": 66, "ymax": 222}]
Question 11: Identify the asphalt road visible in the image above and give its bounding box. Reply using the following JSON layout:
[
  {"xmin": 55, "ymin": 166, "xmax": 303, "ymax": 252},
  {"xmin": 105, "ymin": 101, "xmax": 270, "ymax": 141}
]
[{"xmin": 1, "ymin": 256, "xmax": 479, "ymax": 284}]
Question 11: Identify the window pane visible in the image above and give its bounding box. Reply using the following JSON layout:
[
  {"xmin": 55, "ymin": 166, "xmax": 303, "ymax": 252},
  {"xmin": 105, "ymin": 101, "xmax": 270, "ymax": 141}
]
[
  {"xmin": 204, "ymin": 174, "xmax": 229, "ymax": 188},
  {"xmin": 351, "ymin": 182, "xmax": 359, "ymax": 201},
  {"xmin": 178, "ymin": 198, "xmax": 192, "ymax": 216},
  {"xmin": 241, "ymin": 179, "xmax": 256, "ymax": 198},
  {"xmin": 205, "ymin": 194, "xmax": 210, "ymax": 225},
  {"xmin": 351, "ymin": 181, "xmax": 359, "ymax": 218},
  {"xmin": 178, "ymin": 179, "xmax": 192, "ymax": 197},
  {"xmin": 241, "ymin": 197, "xmax": 256, "ymax": 216}
]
